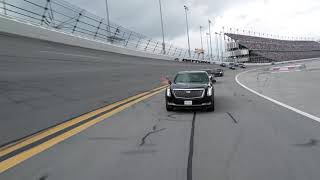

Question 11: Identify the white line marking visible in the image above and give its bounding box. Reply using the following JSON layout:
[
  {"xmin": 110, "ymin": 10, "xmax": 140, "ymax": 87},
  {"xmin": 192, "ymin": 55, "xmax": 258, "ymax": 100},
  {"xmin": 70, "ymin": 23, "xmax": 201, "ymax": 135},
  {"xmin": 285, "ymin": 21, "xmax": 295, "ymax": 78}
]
[
  {"xmin": 270, "ymin": 70, "xmax": 302, "ymax": 74},
  {"xmin": 39, "ymin": 51, "xmax": 102, "ymax": 59},
  {"xmin": 235, "ymin": 69, "xmax": 320, "ymax": 122}
]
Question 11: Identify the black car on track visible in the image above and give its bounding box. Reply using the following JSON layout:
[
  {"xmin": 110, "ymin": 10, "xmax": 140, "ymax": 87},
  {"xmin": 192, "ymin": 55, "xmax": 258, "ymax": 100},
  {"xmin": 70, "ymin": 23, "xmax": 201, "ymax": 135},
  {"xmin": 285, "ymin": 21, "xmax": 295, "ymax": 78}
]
[
  {"xmin": 201, "ymin": 69, "xmax": 217, "ymax": 83},
  {"xmin": 239, "ymin": 64, "xmax": 246, "ymax": 68},
  {"xmin": 220, "ymin": 63, "xmax": 227, "ymax": 67},
  {"xmin": 229, "ymin": 65, "xmax": 236, "ymax": 70},
  {"xmin": 214, "ymin": 69, "xmax": 224, "ymax": 77},
  {"xmin": 165, "ymin": 71, "xmax": 215, "ymax": 111}
]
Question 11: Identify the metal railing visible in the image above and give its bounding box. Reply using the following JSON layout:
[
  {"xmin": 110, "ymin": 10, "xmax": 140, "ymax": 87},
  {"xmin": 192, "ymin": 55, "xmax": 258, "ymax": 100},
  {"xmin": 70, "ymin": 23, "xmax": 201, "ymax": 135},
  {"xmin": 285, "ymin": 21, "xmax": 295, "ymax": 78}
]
[{"xmin": 0, "ymin": 0, "xmax": 209, "ymax": 61}]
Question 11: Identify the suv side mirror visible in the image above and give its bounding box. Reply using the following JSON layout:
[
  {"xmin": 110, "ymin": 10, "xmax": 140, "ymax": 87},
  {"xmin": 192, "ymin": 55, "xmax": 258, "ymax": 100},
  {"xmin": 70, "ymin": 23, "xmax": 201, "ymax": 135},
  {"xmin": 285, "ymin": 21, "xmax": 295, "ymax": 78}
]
[
  {"xmin": 165, "ymin": 77, "xmax": 172, "ymax": 85},
  {"xmin": 210, "ymin": 76, "xmax": 216, "ymax": 83}
]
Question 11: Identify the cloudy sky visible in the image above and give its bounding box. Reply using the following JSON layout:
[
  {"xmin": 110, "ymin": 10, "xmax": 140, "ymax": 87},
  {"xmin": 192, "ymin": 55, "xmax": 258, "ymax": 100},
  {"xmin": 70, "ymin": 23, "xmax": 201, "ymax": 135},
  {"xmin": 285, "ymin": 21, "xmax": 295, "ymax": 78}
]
[{"xmin": 66, "ymin": 0, "xmax": 320, "ymax": 51}]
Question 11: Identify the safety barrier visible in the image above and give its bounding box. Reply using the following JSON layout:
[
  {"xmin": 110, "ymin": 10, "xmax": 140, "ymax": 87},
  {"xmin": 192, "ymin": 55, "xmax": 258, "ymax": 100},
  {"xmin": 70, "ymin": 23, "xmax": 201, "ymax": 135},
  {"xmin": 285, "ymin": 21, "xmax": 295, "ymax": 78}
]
[{"xmin": 0, "ymin": 0, "xmax": 209, "ymax": 62}]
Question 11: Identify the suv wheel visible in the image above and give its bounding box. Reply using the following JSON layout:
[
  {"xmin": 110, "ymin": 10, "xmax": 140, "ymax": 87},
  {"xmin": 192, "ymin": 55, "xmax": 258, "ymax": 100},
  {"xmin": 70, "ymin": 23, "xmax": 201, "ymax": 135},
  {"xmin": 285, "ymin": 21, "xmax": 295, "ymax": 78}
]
[
  {"xmin": 166, "ymin": 104, "xmax": 173, "ymax": 111},
  {"xmin": 166, "ymin": 100, "xmax": 173, "ymax": 111},
  {"xmin": 207, "ymin": 99, "xmax": 215, "ymax": 112}
]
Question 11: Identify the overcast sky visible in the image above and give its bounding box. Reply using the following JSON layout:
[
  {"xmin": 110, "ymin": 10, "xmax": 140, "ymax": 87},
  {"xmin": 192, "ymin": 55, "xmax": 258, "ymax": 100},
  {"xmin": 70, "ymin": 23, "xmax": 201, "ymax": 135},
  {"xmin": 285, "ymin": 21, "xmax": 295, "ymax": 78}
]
[{"xmin": 67, "ymin": 0, "xmax": 320, "ymax": 51}]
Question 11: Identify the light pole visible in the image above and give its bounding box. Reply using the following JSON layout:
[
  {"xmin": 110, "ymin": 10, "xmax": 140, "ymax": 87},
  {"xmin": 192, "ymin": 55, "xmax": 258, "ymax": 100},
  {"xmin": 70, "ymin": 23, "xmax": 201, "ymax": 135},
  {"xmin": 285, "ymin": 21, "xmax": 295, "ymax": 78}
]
[
  {"xmin": 219, "ymin": 32, "xmax": 224, "ymax": 63},
  {"xmin": 208, "ymin": 19, "xmax": 213, "ymax": 61},
  {"xmin": 158, "ymin": 0, "xmax": 166, "ymax": 54},
  {"xmin": 105, "ymin": 0, "xmax": 111, "ymax": 39},
  {"xmin": 206, "ymin": 32, "xmax": 210, "ymax": 61},
  {"xmin": 199, "ymin": 26, "xmax": 204, "ymax": 50},
  {"xmin": 184, "ymin": 5, "xmax": 191, "ymax": 58},
  {"xmin": 1, "ymin": 0, "xmax": 6, "ymax": 15},
  {"xmin": 215, "ymin": 32, "xmax": 220, "ymax": 62},
  {"xmin": 200, "ymin": 26, "xmax": 204, "ymax": 59}
]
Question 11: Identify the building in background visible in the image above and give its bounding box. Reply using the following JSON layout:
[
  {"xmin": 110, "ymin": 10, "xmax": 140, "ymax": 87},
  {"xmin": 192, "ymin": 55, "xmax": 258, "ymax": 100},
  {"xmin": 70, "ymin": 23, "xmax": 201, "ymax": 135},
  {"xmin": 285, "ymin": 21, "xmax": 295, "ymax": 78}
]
[{"xmin": 225, "ymin": 40, "xmax": 249, "ymax": 63}]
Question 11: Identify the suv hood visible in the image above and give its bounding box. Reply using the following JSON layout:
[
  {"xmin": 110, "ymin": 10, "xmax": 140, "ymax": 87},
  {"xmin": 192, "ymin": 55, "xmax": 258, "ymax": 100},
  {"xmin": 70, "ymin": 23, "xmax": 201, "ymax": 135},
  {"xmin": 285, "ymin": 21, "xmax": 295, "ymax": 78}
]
[{"xmin": 171, "ymin": 83, "xmax": 209, "ymax": 89}]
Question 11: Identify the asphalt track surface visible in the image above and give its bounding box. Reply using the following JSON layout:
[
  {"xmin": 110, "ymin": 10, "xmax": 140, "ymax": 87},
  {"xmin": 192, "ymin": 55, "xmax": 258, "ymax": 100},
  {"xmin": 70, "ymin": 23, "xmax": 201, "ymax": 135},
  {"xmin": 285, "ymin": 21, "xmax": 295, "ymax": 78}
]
[
  {"xmin": 0, "ymin": 33, "xmax": 217, "ymax": 146},
  {"xmin": 239, "ymin": 60, "xmax": 320, "ymax": 118},
  {"xmin": 2, "ymin": 33, "xmax": 320, "ymax": 179}
]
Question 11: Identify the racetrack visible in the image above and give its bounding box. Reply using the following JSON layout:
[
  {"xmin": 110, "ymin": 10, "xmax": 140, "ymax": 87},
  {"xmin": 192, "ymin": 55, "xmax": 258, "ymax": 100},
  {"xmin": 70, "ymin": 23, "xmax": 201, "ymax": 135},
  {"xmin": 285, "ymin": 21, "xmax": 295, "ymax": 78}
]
[
  {"xmin": 2, "ymin": 33, "xmax": 320, "ymax": 180},
  {"xmin": 2, "ymin": 60, "xmax": 320, "ymax": 179}
]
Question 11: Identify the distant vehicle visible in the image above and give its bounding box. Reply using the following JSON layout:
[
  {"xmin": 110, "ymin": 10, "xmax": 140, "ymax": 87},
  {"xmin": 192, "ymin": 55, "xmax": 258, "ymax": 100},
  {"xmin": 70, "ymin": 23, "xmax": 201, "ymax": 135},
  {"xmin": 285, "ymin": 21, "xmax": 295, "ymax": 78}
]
[
  {"xmin": 229, "ymin": 65, "xmax": 236, "ymax": 70},
  {"xmin": 201, "ymin": 69, "xmax": 214, "ymax": 75},
  {"xmin": 201, "ymin": 69, "xmax": 217, "ymax": 83},
  {"xmin": 234, "ymin": 63, "xmax": 239, "ymax": 67},
  {"xmin": 229, "ymin": 62, "xmax": 235, "ymax": 66},
  {"xmin": 220, "ymin": 63, "xmax": 227, "ymax": 67},
  {"xmin": 240, "ymin": 64, "xmax": 246, "ymax": 68},
  {"xmin": 214, "ymin": 69, "xmax": 224, "ymax": 77},
  {"xmin": 165, "ymin": 71, "xmax": 215, "ymax": 111}
]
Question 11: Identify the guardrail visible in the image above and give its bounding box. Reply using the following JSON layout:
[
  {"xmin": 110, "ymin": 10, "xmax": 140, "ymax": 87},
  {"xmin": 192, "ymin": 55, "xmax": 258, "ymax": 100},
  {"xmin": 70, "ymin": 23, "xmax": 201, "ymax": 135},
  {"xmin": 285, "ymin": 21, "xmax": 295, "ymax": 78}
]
[{"xmin": 0, "ymin": 0, "xmax": 209, "ymax": 62}]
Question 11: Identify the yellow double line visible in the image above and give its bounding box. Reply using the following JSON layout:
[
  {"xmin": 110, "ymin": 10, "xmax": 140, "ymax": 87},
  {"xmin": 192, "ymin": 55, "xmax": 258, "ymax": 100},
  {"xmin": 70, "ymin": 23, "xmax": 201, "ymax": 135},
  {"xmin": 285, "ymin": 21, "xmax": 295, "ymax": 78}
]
[{"xmin": 0, "ymin": 85, "xmax": 167, "ymax": 173}]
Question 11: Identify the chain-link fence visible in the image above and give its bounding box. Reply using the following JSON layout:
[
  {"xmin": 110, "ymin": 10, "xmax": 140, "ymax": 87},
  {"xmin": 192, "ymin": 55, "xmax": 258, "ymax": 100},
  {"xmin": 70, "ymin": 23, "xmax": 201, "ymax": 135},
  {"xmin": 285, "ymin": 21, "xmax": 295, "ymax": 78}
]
[{"xmin": 0, "ymin": 0, "xmax": 210, "ymax": 61}]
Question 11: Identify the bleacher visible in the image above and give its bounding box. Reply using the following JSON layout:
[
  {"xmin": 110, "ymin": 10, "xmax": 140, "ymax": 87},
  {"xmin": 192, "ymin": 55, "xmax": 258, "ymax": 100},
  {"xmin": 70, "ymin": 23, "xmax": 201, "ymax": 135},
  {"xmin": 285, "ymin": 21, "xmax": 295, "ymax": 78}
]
[{"xmin": 225, "ymin": 33, "xmax": 320, "ymax": 62}]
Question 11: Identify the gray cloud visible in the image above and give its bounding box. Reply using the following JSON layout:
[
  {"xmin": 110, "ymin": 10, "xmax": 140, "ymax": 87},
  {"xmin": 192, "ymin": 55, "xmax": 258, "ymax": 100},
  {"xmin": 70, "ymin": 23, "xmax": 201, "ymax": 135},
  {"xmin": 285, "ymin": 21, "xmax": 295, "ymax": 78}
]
[
  {"xmin": 67, "ymin": 0, "xmax": 253, "ymax": 41},
  {"xmin": 66, "ymin": 0, "xmax": 320, "ymax": 44}
]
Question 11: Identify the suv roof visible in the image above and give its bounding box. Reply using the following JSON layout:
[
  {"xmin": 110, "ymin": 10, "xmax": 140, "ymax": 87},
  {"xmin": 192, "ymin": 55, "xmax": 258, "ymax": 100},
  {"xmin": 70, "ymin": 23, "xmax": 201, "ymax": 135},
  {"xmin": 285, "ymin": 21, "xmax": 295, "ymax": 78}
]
[{"xmin": 177, "ymin": 71, "xmax": 208, "ymax": 74}]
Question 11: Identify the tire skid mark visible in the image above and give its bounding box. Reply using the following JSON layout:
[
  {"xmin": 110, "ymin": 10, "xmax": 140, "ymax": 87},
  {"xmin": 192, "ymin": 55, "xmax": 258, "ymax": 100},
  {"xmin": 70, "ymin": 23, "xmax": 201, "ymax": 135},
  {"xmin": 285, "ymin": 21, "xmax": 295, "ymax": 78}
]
[{"xmin": 187, "ymin": 112, "xmax": 196, "ymax": 180}]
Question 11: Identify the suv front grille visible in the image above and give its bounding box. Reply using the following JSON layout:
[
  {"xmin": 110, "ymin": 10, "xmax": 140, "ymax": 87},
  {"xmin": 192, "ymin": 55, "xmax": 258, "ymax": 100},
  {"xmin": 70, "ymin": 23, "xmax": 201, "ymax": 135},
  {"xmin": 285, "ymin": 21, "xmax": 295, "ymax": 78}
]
[{"xmin": 173, "ymin": 89, "xmax": 205, "ymax": 99}]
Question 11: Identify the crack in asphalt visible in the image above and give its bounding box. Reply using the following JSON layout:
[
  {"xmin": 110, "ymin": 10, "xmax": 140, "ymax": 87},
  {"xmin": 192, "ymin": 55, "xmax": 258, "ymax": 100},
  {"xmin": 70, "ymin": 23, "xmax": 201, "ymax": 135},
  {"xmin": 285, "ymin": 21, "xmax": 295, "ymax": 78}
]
[
  {"xmin": 187, "ymin": 112, "xmax": 196, "ymax": 180},
  {"xmin": 139, "ymin": 128, "xmax": 166, "ymax": 146},
  {"xmin": 262, "ymin": 76, "xmax": 270, "ymax": 87},
  {"xmin": 227, "ymin": 112, "xmax": 238, "ymax": 124}
]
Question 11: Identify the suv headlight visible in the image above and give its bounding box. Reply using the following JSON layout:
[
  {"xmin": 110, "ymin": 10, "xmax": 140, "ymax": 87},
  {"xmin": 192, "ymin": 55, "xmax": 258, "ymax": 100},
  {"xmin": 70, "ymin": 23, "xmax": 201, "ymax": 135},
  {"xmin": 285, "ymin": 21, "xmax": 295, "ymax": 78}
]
[
  {"xmin": 166, "ymin": 88, "xmax": 171, "ymax": 97},
  {"xmin": 207, "ymin": 87, "xmax": 213, "ymax": 96}
]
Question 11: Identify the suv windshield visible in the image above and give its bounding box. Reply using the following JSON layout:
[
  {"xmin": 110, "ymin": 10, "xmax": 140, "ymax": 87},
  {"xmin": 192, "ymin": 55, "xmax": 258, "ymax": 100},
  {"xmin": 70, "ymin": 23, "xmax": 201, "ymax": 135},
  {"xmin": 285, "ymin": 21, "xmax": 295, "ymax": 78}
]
[
  {"xmin": 174, "ymin": 72, "xmax": 209, "ymax": 84},
  {"xmin": 202, "ymin": 69, "xmax": 212, "ymax": 74}
]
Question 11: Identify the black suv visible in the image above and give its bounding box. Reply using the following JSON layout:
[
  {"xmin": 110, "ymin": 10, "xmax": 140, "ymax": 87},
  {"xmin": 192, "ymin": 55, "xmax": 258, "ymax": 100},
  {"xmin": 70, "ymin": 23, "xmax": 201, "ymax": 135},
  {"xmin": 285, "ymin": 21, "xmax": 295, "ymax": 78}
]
[{"xmin": 165, "ymin": 71, "xmax": 215, "ymax": 111}]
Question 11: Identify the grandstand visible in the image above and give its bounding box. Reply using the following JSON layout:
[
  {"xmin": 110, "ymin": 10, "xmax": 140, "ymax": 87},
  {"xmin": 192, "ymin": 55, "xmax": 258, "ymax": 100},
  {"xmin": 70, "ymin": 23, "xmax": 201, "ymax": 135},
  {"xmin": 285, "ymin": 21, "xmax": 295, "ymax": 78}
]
[{"xmin": 225, "ymin": 33, "xmax": 320, "ymax": 63}]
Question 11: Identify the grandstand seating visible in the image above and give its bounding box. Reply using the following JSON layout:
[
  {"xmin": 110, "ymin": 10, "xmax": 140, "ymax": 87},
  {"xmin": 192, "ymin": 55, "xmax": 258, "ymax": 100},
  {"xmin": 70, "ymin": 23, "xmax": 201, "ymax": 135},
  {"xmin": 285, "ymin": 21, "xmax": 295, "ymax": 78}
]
[{"xmin": 225, "ymin": 33, "xmax": 320, "ymax": 62}]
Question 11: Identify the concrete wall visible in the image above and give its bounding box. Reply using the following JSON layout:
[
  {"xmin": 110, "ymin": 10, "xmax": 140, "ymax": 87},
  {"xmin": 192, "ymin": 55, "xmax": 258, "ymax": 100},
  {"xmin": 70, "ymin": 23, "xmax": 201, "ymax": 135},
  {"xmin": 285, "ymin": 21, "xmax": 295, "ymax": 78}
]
[{"xmin": 0, "ymin": 15, "xmax": 175, "ymax": 61}]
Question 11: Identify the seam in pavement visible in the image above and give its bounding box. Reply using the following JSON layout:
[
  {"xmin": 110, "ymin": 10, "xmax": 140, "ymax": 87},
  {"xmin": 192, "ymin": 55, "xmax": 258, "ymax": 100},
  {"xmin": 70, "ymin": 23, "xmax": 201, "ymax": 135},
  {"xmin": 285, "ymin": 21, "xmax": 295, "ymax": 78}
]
[
  {"xmin": 235, "ymin": 69, "xmax": 320, "ymax": 123},
  {"xmin": 187, "ymin": 112, "xmax": 196, "ymax": 180}
]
